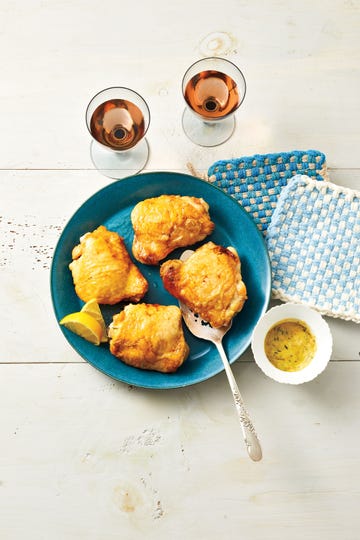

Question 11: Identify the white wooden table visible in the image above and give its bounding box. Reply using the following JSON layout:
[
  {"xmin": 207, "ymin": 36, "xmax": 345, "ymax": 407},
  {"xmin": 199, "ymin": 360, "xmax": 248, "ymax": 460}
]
[{"xmin": 1, "ymin": 1, "xmax": 359, "ymax": 538}]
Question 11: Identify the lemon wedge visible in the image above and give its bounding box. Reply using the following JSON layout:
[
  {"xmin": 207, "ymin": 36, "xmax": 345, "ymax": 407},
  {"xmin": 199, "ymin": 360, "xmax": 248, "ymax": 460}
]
[
  {"xmin": 81, "ymin": 299, "xmax": 108, "ymax": 342},
  {"xmin": 60, "ymin": 311, "xmax": 102, "ymax": 346}
]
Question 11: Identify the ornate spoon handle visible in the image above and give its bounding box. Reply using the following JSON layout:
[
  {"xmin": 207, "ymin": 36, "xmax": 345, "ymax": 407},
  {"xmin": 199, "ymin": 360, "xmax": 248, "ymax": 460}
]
[{"xmin": 215, "ymin": 341, "xmax": 262, "ymax": 462}]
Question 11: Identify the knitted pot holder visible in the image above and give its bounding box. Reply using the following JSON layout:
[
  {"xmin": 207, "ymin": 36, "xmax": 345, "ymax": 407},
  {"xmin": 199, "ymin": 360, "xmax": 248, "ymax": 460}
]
[
  {"xmin": 266, "ymin": 175, "xmax": 360, "ymax": 323},
  {"xmin": 207, "ymin": 149, "xmax": 328, "ymax": 233}
]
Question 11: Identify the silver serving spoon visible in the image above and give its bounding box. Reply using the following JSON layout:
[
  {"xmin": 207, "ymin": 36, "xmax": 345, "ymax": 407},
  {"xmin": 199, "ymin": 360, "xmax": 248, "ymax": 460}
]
[{"xmin": 178, "ymin": 250, "xmax": 262, "ymax": 462}]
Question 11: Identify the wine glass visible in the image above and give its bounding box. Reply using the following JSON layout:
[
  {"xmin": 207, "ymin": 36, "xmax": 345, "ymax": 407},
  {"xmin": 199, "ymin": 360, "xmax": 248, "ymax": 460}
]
[
  {"xmin": 86, "ymin": 87, "xmax": 150, "ymax": 179},
  {"xmin": 181, "ymin": 57, "xmax": 246, "ymax": 147}
]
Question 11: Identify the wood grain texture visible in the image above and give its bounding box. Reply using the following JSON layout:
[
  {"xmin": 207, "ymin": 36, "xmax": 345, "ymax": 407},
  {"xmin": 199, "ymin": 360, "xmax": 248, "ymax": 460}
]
[
  {"xmin": 0, "ymin": 1, "xmax": 359, "ymax": 170},
  {"xmin": 1, "ymin": 170, "xmax": 358, "ymax": 363},
  {"xmin": 0, "ymin": 0, "xmax": 359, "ymax": 538},
  {"xmin": 0, "ymin": 362, "xmax": 360, "ymax": 540}
]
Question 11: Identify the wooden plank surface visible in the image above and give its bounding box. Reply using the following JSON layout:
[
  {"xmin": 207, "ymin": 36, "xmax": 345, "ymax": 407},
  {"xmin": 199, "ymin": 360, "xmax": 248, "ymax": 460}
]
[
  {"xmin": 1, "ymin": 169, "xmax": 359, "ymax": 363},
  {"xmin": 1, "ymin": 361, "xmax": 360, "ymax": 539},
  {"xmin": 0, "ymin": 1, "xmax": 359, "ymax": 170},
  {"xmin": 0, "ymin": 0, "xmax": 359, "ymax": 538}
]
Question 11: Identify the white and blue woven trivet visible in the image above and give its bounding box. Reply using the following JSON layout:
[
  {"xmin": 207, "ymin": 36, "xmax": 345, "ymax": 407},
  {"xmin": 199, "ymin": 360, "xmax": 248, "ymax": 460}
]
[
  {"xmin": 266, "ymin": 175, "xmax": 360, "ymax": 323},
  {"xmin": 207, "ymin": 149, "xmax": 328, "ymax": 233}
]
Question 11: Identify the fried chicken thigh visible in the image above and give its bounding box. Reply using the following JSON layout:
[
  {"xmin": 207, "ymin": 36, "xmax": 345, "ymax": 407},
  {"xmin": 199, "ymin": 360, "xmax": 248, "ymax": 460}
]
[
  {"xmin": 160, "ymin": 241, "xmax": 247, "ymax": 328},
  {"xmin": 69, "ymin": 225, "xmax": 148, "ymax": 304},
  {"xmin": 131, "ymin": 195, "xmax": 215, "ymax": 264},
  {"xmin": 108, "ymin": 303, "xmax": 189, "ymax": 373}
]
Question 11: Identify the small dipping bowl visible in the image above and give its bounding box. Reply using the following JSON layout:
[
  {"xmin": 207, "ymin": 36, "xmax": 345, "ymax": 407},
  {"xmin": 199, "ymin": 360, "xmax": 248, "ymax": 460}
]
[{"xmin": 251, "ymin": 303, "xmax": 333, "ymax": 384}]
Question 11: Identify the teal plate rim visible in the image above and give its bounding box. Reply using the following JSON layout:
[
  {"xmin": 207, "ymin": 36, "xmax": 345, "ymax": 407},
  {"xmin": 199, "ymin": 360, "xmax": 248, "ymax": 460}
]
[{"xmin": 50, "ymin": 171, "xmax": 271, "ymax": 389}]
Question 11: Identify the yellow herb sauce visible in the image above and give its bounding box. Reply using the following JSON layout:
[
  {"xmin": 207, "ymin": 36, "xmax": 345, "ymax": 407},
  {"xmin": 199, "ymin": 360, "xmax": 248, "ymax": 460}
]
[{"xmin": 264, "ymin": 318, "xmax": 317, "ymax": 372}]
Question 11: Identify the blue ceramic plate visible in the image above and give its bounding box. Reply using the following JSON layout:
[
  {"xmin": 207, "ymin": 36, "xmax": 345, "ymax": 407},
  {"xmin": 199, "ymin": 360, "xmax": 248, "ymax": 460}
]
[{"xmin": 51, "ymin": 172, "xmax": 271, "ymax": 389}]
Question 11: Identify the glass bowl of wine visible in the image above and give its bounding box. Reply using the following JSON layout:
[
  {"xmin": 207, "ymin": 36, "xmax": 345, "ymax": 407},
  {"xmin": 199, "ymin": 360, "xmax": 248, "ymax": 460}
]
[
  {"xmin": 182, "ymin": 57, "xmax": 246, "ymax": 147},
  {"xmin": 86, "ymin": 87, "xmax": 150, "ymax": 179}
]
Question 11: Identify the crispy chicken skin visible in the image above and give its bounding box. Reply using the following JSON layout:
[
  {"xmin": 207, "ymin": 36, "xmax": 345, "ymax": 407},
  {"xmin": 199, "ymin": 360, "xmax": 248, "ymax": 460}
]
[
  {"xmin": 108, "ymin": 303, "xmax": 189, "ymax": 373},
  {"xmin": 131, "ymin": 195, "xmax": 215, "ymax": 265},
  {"xmin": 160, "ymin": 242, "xmax": 247, "ymax": 328},
  {"xmin": 69, "ymin": 225, "xmax": 148, "ymax": 304}
]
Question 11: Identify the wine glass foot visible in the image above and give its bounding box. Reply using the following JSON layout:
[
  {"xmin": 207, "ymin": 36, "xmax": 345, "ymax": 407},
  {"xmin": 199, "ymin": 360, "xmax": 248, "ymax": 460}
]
[
  {"xmin": 90, "ymin": 138, "xmax": 149, "ymax": 179},
  {"xmin": 182, "ymin": 108, "xmax": 236, "ymax": 147}
]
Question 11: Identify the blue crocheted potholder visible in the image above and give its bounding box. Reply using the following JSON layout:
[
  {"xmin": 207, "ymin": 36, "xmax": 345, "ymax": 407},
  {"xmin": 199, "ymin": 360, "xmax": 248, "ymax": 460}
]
[
  {"xmin": 266, "ymin": 175, "xmax": 360, "ymax": 323},
  {"xmin": 207, "ymin": 149, "xmax": 327, "ymax": 233}
]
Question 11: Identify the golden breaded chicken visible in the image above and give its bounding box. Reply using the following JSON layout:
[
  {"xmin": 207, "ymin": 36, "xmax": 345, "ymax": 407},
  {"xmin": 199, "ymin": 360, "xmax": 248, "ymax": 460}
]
[
  {"xmin": 108, "ymin": 303, "xmax": 189, "ymax": 373},
  {"xmin": 69, "ymin": 225, "xmax": 148, "ymax": 304},
  {"xmin": 131, "ymin": 194, "xmax": 215, "ymax": 265},
  {"xmin": 160, "ymin": 241, "xmax": 247, "ymax": 328}
]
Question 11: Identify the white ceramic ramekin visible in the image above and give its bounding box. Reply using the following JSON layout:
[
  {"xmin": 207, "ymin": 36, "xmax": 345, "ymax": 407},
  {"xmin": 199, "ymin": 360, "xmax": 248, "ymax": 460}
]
[{"xmin": 251, "ymin": 303, "xmax": 333, "ymax": 384}]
